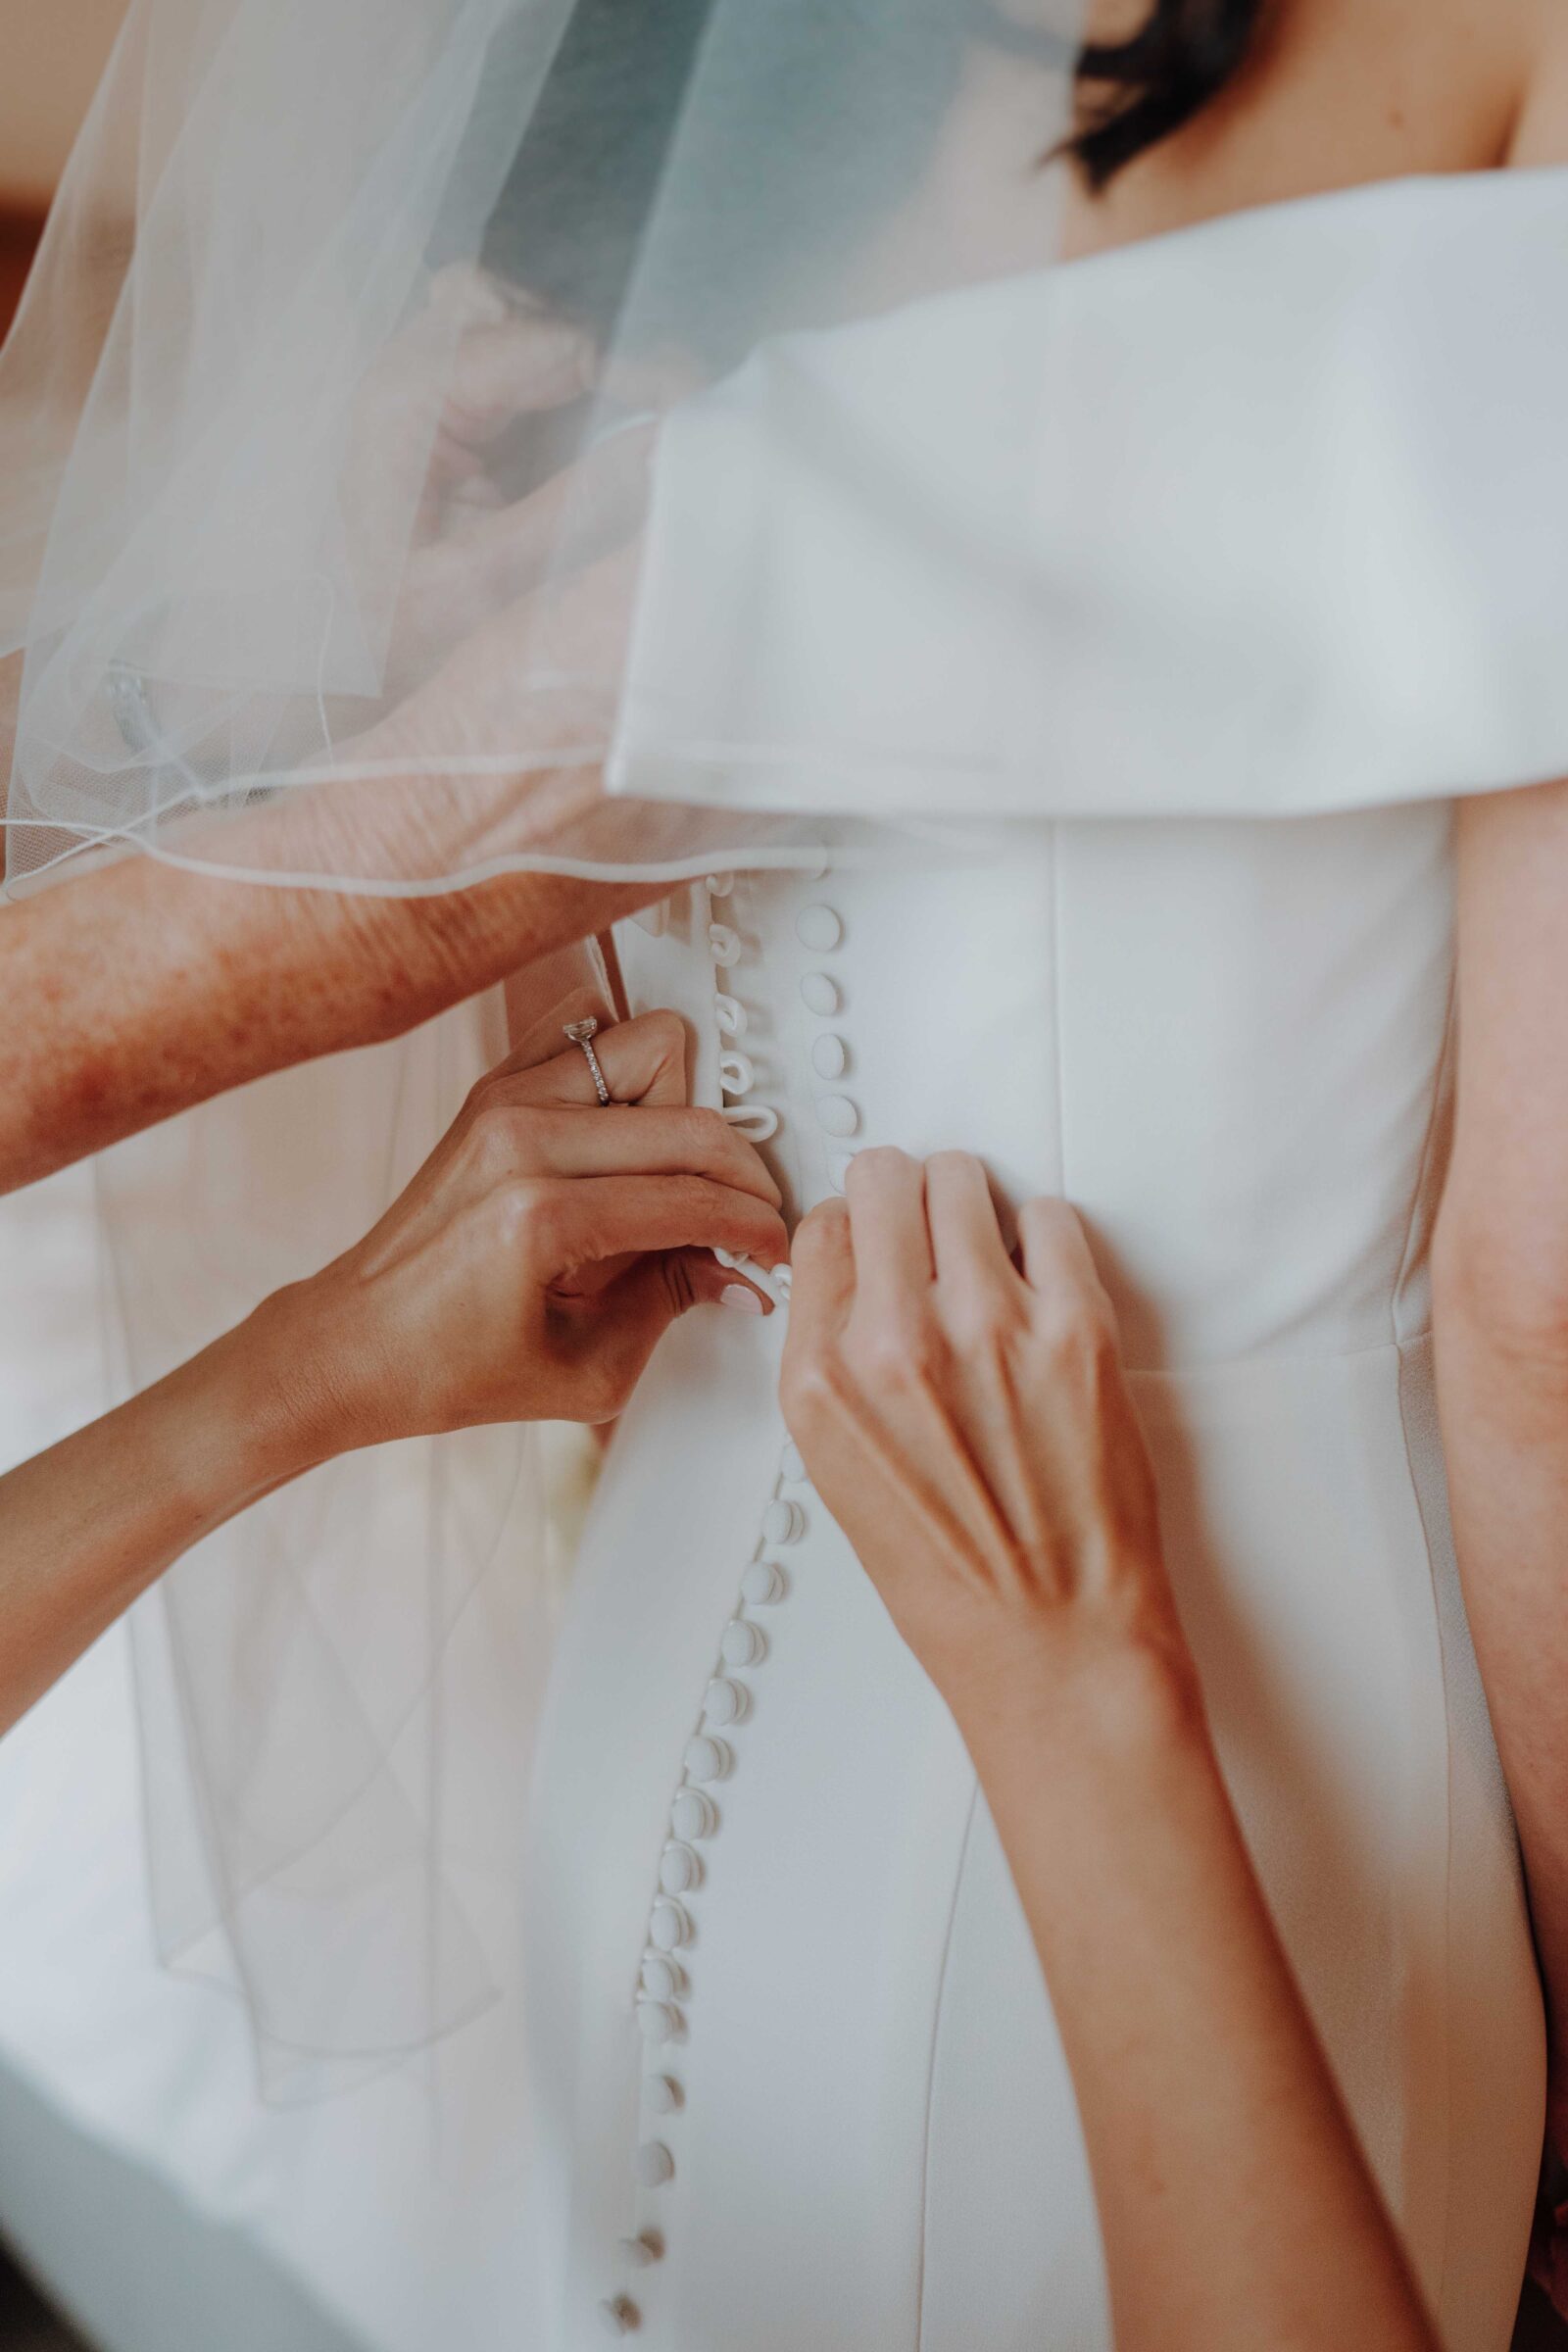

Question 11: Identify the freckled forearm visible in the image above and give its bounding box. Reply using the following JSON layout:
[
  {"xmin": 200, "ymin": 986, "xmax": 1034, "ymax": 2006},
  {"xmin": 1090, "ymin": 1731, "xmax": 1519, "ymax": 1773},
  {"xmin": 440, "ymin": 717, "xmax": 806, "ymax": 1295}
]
[{"xmin": 0, "ymin": 851, "xmax": 646, "ymax": 1193}]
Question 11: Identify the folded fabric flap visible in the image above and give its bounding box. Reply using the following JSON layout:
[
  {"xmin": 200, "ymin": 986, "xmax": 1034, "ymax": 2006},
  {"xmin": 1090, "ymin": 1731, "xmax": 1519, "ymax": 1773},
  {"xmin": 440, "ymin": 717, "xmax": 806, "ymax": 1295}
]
[{"xmin": 609, "ymin": 167, "xmax": 1568, "ymax": 823}]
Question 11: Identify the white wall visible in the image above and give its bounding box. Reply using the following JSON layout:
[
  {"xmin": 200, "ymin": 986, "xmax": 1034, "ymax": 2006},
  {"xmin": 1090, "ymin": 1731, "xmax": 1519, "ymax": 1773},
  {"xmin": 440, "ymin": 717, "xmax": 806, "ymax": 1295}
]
[{"xmin": 0, "ymin": 1, "xmax": 127, "ymax": 210}]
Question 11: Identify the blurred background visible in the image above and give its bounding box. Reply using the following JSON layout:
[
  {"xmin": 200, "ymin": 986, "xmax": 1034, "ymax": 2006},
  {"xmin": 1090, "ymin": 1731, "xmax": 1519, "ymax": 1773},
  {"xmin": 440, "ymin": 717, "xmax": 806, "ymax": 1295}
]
[{"xmin": 0, "ymin": 7, "xmax": 1565, "ymax": 2351}]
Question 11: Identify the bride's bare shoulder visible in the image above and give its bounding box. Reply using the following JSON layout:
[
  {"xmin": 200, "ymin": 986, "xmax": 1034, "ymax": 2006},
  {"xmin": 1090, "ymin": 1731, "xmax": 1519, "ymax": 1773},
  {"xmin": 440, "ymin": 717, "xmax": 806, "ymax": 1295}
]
[
  {"xmin": 1511, "ymin": 1, "xmax": 1568, "ymax": 163},
  {"xmin": 1063, "ymin": 0, "xmax": 1541, "ymax": 258}
]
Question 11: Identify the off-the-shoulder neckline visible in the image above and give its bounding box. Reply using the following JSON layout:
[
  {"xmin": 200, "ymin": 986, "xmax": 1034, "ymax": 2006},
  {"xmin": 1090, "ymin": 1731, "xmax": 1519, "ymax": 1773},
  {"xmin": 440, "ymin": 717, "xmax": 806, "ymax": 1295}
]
[{"xmin": 1056, "ymin": 159, "xmax": 1568, "ymax": 284}]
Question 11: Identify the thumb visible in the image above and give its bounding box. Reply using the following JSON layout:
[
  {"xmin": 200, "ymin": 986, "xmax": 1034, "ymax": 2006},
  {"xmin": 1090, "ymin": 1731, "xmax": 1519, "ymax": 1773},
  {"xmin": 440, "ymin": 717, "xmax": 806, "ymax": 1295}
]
[
  {"xmin": 600, "ymin": 1249, "xmax": 772, "ymax": 1345},
  {"xmin": 565, "ymin": 1250, "xmax": 771, "ymax": 1412},
  {"xmin": 675, "ymin": 1248, "xmax": 773, "ymax": 1319}
]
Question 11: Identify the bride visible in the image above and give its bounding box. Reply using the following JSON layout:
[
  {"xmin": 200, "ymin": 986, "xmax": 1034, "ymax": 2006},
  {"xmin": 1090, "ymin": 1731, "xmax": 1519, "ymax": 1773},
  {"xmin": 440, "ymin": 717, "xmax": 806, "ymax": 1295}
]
[{"xmin": 3, "ymin": 0, "xmax": 1568, "ymax": 2348}]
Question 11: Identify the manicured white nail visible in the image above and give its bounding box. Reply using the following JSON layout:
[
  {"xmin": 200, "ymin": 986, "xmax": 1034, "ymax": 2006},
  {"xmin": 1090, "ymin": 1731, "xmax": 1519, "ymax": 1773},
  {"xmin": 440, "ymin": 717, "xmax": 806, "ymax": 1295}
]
[{"xmin": 719, "ymin": 1283, "xmax": 766, "ymax": 1314}]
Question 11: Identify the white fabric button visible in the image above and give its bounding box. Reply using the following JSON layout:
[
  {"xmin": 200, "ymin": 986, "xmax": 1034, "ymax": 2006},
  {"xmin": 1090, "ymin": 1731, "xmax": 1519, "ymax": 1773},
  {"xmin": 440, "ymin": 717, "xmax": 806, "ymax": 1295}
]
[
  {"xmin": 599, "ymin": 2295, "xmax": 639, "ymax": 2335},
  {"xmin": 713, "ymin": 992, "xmax": 748, "ymax": 1038},
  {"xmin": 815, "ymin": 1094, "xmax": 859, "ymax": 1139},
  {"xmin": 706, "ymin": 871, "xmax": 735, "ymax": 897},
  {"xmin": 708, "ymin": 921, "xmax": 742, "ymax": 967},
  {"xmin": 811, "ymin": 1033, "xmax": 848, "ymax": 1080},
  {"xmin": 702, "ymin": 1677, "xmax": 749, "ymax": 1728},
  {"xmin": 650, "ymin": 1899, "xmax": 692, "ymax": 1951},
  {"xmin": 618, "ymin": 2235, "xmax": 662, "ymax": 2270},
  {"xmin": 772, "ymin": 1263, "xmax": 793, "ymax": 1299},
  {"xmin": 659, "ymin": 1842, "xmax": 702, "ymax": 1895},
  {"xmin": 640, "ymin": 1953, "xmax": 684, "ymax": 2001},
  {"xmin": 719, "ymin": 1050, "xmax": 756, "ymax": 1097},
  {"xmin": 721, "ymin": 1102, "xmax": 780, "ymax": 1142},
  {"xmin": 829, "ymin": 1152, "xmax": 855, "ymax": 1193},
  {"xmin": 636, "ymin": 2000, "xmax": 680, "ymax": 2046},
  {"xmin": 795, "ymin": 905, "xmax": 842, "ymax": 951},
  {"xmin": 671, "ymin": 1788, "xmax": 718, "ymax": 1840},
  {"xmin": 720, "ymin": 1619, "xmax": 766, "ymax": 1667},
  {"xmin": 683, "ymin": 1735, "xmax": 731, "ymax": 1782},
  {"xmin": 760, "ymin": 1498, "xmax": 805, "ymax": 1545},
  {"xmin": 799, "ymin": 971, "xmax": 841, "ymax": 1016},
  {"xmin": 780, "ymin": 1440, "xmax": 806, "ymax": 1482},
  {"xmin": 634, "ymin": 2142, "xmax": 675, "ymax": 2188},
  {"xmin": 740, "ymin": 1561, "xmax": 784, "ymax": 1606},
  {"xmin": 647, "ymin": 2075, "xmax": 683, "ymax": 2115}
]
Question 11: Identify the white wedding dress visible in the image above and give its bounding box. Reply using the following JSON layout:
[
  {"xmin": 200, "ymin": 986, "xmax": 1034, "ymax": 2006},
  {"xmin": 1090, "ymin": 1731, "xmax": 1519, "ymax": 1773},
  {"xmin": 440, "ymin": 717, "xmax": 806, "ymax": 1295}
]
[{"xmin": 0, "ymin": 166, "xmax": 1557, "ymax": 2352}]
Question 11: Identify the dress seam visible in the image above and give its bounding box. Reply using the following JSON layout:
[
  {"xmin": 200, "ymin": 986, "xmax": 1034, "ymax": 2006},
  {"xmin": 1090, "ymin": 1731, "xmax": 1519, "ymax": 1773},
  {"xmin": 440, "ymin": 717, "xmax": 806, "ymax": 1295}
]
[
  {"xmin": 1392, "ymin": 1337, "xmax": 1456, "ymax": 2323},
  {"xmin": 1389, "ymin": 964, "xmax": 1457, "ymax": 1348},
  {"xmin": 1123, "ymin": 1328, "xmax": 1431, "ymax": 1379},
  {"xmin": 1049, "ymin": 824, "xmax": 1067, "ymax": 1200},
  {"xmin": 915, "ymin": 1780, "xmax": 979, "ymax": 2352}
]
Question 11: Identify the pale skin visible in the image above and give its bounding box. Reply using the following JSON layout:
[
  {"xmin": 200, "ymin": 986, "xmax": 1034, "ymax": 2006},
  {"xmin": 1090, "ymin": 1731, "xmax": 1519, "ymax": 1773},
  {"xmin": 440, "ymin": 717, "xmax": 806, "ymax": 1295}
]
[
  {"xmin": 1057, "ymin": 0, "xmax": 1568, "ymax": 2309},
  {"xmin": 0, "ymin": 274, "xmax": 655, "ymax": 1197},
  {"xmin": 782, "ymin": 1149, "xmax": 1439, "ymax": 2352},
  {"xmin": 6, "ymin": 0, "xmax": 1568, "ymax": 2320},
  {"xmin": 0, "ymin": 1009, "xmax": 784, "ymax": 1738}
]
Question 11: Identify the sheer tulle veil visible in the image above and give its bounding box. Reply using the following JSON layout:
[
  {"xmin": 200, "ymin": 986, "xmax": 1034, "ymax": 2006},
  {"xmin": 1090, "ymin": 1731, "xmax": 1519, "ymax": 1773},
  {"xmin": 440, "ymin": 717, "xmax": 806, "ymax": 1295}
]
[{"xmin": 0, "ymin": 0, "xmax": 1085, "ymax": 2099}]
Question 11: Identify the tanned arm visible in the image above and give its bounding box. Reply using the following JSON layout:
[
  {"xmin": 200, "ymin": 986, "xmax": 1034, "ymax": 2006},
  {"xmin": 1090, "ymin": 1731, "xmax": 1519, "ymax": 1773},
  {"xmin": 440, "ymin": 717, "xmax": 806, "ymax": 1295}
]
[{"xmin": 0, "ymin": 843, "xmax": 645, "ymax": 1193}]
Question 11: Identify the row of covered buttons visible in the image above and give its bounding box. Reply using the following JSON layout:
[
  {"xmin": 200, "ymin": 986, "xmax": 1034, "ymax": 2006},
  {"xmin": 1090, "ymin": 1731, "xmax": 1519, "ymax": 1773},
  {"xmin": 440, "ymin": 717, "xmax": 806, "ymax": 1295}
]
[
  {"xmin": 599, "ymin": 1446, "xmax": 810, "ymax": 2337},
  {"xmin": 794, "ymin": 901, "xmax": 858, "ymax": 1183}
]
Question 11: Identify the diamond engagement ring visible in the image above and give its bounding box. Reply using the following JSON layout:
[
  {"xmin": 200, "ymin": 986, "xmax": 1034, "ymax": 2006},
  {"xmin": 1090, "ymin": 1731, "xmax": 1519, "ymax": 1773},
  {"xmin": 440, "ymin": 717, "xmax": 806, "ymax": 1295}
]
[{"xmin": 564, "ymin": 1016, "xmax": 613, "ymax": 1105}]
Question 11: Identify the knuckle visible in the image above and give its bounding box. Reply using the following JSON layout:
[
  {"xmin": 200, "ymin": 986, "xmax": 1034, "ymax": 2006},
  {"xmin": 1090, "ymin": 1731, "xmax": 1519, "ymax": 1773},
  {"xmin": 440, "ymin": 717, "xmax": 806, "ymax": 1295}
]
[
  {"xmin": 944, "ymin": 1281, "xmax": 1026, "ymax": 1356},
  {"xmin": 665, "ymin": 1171, "xmax": 741, "ymax": 1242},
  {"xmin": 857, "ymin": 1314, "xmax": 941, "ymax": 1392},
  {"xmin": 635, "ymin": 1006, "xmax": 687, "ymax": 1072},
  {"xmin": 1020, "ymin": 1195, "xmax": 1079, "ymax": 1253},
  {"xmin": 1037, "ymin": 1290, "xmax": 1116, "ymax": 1376},
  {"xmin": 667, "ymin": 1169, "xmax": 715, "ymax": 1219},
  {"xmin": 780, "ymin": 1344, "xmax": 845, "ymax": 1432},
  {"xmin": 639, "ymin": 1006, "xmax": 685, "ymax": 1049},
  {"xmin": 793, "ymin": 1197, "xmax": 847, "ymax": 1261},
  {"xmin": 845, "ymin": 1144, "xmax": 910, "ymax": 1193},
  {"xmin": 487, "ymin": 1173, "xmax": 541, "ymax": 1251},
  {"xmin": 466, "ymin": 1104, "xmax": 524, "ymax": 1185},
  {"xmin": 677, "ymin": 1103, "xmax": 731, "ymax": 1158},
  {"xmin": 463, "ymin": 1071, "xmax": 506, "ymax": 1129},
  {"xmin": 926, "ymin": 1148, "xmax": 983, "ymax": 1188}
]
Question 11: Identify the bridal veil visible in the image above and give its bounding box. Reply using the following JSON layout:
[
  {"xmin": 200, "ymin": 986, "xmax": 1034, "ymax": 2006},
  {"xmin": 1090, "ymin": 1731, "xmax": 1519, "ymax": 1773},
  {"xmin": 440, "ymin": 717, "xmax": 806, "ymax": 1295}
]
[
  {"xmin": 0, "ymin": 0, "xmax": 1085, "ymax": 2099},
  {"xmin": 14, "ymin": 0, "xmax": 1567, "ymax": 2112}
]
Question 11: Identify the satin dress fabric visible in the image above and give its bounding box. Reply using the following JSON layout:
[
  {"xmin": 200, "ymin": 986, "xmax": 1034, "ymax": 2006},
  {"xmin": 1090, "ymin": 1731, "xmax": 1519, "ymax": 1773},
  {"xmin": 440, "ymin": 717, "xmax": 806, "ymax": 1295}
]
[
  {"xmin": 534, "ymin": 166, "xmax": 1560, "ymax": 2352},
  {"xmin": 0, "ymin": 165, "xmax": 1556, "ymax": 2352},
  {"xmin": 523, "ymin": 826, "xmax": 1539, "ymax": 2352}
]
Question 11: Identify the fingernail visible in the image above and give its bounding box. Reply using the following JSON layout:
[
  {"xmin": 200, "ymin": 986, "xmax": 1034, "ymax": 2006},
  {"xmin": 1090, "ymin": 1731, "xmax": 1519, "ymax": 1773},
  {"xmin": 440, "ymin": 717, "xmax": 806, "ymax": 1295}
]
[{"xmin": 719, "ymin": 1283, "xmax": 767, "ymax": 1314}]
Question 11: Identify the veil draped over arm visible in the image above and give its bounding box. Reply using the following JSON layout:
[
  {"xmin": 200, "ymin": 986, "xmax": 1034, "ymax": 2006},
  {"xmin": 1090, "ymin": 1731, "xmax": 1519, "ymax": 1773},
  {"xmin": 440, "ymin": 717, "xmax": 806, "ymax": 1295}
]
[
  {"xmin": 0, "ymin": 0, "xmax": 1086, "ymax": 2101},
  {"xmin": 13, "ymin": 0, "xmax": 1568, "ymax": 2109}
]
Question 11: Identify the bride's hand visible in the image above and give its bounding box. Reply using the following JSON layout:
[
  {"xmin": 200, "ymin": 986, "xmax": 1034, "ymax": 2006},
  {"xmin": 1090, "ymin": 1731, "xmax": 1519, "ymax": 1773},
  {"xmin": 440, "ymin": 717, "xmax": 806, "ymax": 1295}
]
[
  {"xmin": 254, "ymin": 1008, "xmax": 786, "ymax": 1450},
  {"xmin": 780, "ymin": 1148, "xmax": 1190, "ymax": 1734}
]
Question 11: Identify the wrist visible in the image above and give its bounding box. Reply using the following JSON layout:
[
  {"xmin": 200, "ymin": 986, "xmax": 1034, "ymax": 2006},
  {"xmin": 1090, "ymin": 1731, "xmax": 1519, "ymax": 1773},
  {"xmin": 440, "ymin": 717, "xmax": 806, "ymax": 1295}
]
[
  {"xmin": 204, "ymin": 1285, "xmax": 367, "ymax": 1487},
  {"xmin": 127, "ymin": 1309, "xmax": 328, "ymax": 1552},
  {"xmin": 948, "ymin": 1611, "xmax": 1209, "ymax": 1788}
]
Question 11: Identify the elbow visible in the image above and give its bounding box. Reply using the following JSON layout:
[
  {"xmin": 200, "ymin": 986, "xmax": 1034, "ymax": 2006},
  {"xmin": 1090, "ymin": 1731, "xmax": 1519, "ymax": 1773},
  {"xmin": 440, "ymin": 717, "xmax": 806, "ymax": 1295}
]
[{"xmin": 1432, "ymin": 1205, "xmax": 1568, "ymax": 1369}]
